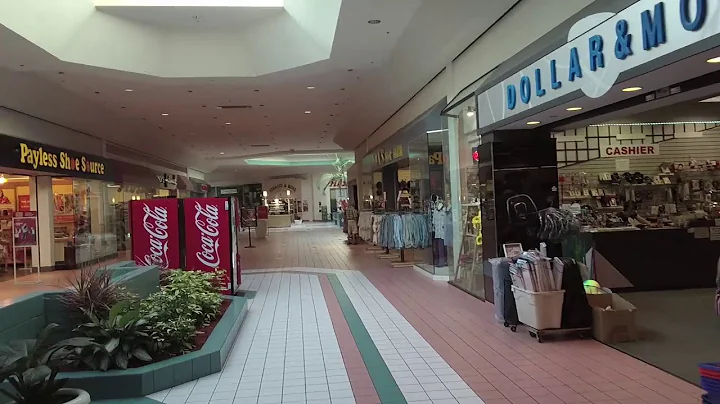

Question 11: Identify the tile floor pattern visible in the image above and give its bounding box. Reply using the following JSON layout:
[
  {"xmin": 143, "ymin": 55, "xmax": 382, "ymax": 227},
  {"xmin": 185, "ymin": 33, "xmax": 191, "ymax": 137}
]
[
  {"xmin": 145, "ymin": 224, "xmax": 704, "ymax": 404},
  {"xmin": 149, "ymin": 272, "xmax": 354, "ymax": 404}
]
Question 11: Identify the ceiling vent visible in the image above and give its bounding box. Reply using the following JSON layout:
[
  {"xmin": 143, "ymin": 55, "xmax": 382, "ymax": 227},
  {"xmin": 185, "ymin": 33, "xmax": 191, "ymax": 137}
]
[
  {"xmin": 250, "ymin": 144, "xmax": 270, "ymax": 147},
  {"xmin": 217, "ymin": 105, "xmax": 253, "ymax": 109}
]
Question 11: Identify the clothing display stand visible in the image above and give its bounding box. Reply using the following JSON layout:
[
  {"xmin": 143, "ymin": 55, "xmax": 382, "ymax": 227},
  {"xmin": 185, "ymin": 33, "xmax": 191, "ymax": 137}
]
[
  {"xmin": 390, "ymin": 211, "xmax": 413, "ymax": 268},
  {"xmin": 454, "ymin": 203, "xmax": 482, "ymax": 290}
]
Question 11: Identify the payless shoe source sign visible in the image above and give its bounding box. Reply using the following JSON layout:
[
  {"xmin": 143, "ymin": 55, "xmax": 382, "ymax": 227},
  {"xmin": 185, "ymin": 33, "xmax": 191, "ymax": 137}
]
[
  {"xmin": 476, "ymin": 0, "xmax": 719, "ymax": 129},
  {"xmin": 0, "ymin": 134, "xmax": 112, "ymax": 180}
]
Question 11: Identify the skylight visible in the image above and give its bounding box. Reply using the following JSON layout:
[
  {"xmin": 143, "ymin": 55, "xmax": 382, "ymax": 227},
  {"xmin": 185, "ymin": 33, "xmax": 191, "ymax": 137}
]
[{"xmin": 93, "ymin": 0, "xmax": 283, "ymax": 7}]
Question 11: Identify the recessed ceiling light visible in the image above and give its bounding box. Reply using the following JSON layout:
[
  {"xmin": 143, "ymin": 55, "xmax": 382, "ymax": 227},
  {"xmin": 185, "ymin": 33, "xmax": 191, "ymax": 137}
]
[
  {"xmin": 125, "ymin": 89, "xmax": 133, "ymax": 92},
  {"xmin": 225, "ymin": 122, "xmax": 232, "ymax": 125},
  {"xmin": 566, "ymin": 107, "xmax": 583, "ymax": 111},
  {"xmin": 707, "ymin": 56, "xmax": 720, "ymax": 64},
  {"xmin": 527, "ymin": 121, "xmax": 541, "ymax": 125},
  {"xmin": 305, "ymin": 111, "xmax": 311, "ymax": 114},
  {"xmin": 161, "ymin": 113, "xmax": 169, "ymax": 116},
  {"xmin": 368, "ymin": 20, "xmax": 381, "ymax": 24},
  {"xmin": 307, "ymin": 86, "xmax": 315, "ymax": 90},
  {"xmin": 220, "ymin": 152, "xmax": 225, "ymax": 155},
  {"xmin": 622, "ymin": 86, "xmax": 643, "ymax": 92}
]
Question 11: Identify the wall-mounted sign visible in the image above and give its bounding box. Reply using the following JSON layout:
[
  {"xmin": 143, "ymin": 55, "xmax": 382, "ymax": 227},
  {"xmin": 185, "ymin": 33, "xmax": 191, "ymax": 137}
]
[
  {"xmin": 429, "ymin": 152, "xmax": 444, "ymax": 165},
  {"xmin": 219, "ymin": 188, "xmax": 238, "ymax": 195},
  {"xmin": 268, "ymin": 184, "xmax": 297, "ymax": 194},
  {"xmin": 0, "ymin": 135, "xmax": 112, "ymax": 180},
  {"xmin": 156, "ymin": 173, "xmax": 178, "ymax": 189},
  {"xmin": 476, "ymin": 0, "xmax": 720, "ymax": 129},
  {"xmin": 373, "ymin": 145, "xmax": 404, "ymax": 166},
  {"xmin": 17, "ymin": 195, "xmax": 30, "ymax": 212},
  {"xmin": 602, "ymin": 144, "xmax": 659, "ymax": 158}
]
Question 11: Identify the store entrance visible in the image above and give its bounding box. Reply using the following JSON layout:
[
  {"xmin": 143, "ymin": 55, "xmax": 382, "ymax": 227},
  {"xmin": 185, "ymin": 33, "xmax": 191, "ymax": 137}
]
[{"xmin": 555, "ymin": 81, "xmax": 720, "ymax": 384}]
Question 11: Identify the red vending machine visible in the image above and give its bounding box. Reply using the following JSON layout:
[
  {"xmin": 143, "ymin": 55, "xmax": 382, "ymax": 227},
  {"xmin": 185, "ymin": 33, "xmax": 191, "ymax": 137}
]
[
  {"xmin": 182, "ymin": 197, "xmax": 241, "ymax": 294},
  {"xmin": 130, "ymin": 199, "xmax": 182, "ymax": 269}
]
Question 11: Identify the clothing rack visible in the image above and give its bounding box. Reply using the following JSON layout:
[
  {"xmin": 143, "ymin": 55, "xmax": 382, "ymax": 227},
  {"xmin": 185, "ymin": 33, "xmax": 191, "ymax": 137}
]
[{"xmin": 370, "ymin": 211, "xmax": 430, "ymax": 268}]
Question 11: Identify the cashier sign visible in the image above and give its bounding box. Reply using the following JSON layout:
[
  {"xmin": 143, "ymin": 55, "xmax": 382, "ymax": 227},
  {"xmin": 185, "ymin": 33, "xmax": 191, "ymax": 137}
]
[{"xmin": 601, "ymin": 144, "xmax": 659, "ymax": 158}]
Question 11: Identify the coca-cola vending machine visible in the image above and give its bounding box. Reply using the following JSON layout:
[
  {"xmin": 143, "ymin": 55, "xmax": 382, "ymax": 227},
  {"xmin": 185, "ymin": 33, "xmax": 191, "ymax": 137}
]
[
  {"xmin": 182, "ymin": 197, "xmax": 241, "ymax": 295},
  {"xmin": 130, "ymin": 199, "xmax": 182, "ymax": 269}
]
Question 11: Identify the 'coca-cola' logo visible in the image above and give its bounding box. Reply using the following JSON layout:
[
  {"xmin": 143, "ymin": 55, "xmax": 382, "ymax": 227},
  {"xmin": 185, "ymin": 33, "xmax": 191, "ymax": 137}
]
[
  {"xmin": 194, "ymin": 202, "xmax": 221, "ymax": 268},
  {"xmin": 136, "ymin": 204, "xmax": 171, "ymax": 268}
]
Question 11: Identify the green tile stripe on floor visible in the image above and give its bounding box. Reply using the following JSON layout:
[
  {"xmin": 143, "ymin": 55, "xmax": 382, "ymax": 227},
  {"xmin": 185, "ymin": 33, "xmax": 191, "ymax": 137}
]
[{"xmin": 327, "ymin": 274, "xmax": 407, "ymax": 404}]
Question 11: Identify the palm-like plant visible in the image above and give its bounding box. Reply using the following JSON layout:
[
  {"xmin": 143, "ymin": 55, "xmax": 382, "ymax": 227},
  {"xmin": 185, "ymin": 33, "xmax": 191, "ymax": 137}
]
[
  {"xmin": 316, "ymin": 156, "xmax": 353, "ymax": 195},
  {"xmin": 0, "ymin": 324, "xmax": 93, "ymax": 404}
]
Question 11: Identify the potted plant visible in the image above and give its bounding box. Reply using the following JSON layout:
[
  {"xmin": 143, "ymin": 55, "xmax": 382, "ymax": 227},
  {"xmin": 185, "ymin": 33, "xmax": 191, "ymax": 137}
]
[{"xmin": 0, "ymin": 324, "xmax": 94, "ymax": 404}]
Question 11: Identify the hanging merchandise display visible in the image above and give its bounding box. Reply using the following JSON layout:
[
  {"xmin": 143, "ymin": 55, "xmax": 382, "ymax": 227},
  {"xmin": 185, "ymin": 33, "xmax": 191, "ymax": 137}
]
[
  {"xmin": 429, "ymin": 199, "xmax": 452, "ymax": 267},
  {"xmin": 375, "ymin": 213, "xmax": 430, "ymax": 250}
]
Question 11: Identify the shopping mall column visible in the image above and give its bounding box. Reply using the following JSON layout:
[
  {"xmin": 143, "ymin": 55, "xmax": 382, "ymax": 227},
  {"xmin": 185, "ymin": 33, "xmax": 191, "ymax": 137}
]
[
  {"xmin": 479, "ymin": 129, "xmax": 559, "ymax": 301},
  {"xmin": 382, "ymin": 163, "xmax": 398, "ymax": 211},
  {"xmin": 30, "ymin": 176, "xmax": 55, "ymax": 270}
]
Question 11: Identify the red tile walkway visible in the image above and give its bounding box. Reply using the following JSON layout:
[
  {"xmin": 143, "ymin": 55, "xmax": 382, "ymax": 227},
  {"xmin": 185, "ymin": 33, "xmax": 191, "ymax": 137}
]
[
  {"xmin": 320, "ymin": 274, "xmax": 381, "ymax": 404},
  {"xmin": 241, "ymin": 223, "xmax": 704, "ymax": 403}
]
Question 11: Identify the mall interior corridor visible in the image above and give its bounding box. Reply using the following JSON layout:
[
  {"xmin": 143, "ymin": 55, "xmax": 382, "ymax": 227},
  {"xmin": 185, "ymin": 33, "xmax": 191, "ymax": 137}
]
[{"xmin": 147, "ymin": 224, "xmax": 702, "ymax": 404}]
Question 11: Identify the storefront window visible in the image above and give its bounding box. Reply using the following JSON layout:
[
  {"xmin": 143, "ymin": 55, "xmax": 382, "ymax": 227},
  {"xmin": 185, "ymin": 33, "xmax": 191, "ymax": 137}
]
[
  {"xmin": 445, "ymin": 97, "xmax": 484, "ymax": 298},
  {"xmin": 0, "ymin": 175, "xmax": 33, "ymax": 278},
  {"xmin": 53, "ymin": 178, "xmax": 118, "ymax": 269}
]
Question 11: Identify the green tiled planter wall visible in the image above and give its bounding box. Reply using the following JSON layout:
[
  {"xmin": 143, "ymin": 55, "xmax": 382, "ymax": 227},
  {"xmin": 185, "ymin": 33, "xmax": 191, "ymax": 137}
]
[
  {"xmin": 0, "ymin": 264, "xmax": 246, "ymax": 400},
  {"xmin": 62, "ymin": 296, "xmax": 248, "ymax": 399},
  {"xmin": 0, "ymin": 262, "xmax": 160, "ymax": 344}
]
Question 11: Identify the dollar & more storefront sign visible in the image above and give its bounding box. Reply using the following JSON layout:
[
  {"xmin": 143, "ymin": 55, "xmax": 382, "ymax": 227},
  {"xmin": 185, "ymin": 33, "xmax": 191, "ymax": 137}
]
[
  {"xmin": 476, "ymin": 0, "xmax": 719, "ymax": 130},
  {"xmin": 0, "ymin": 134, "xmax": 112, "ymax": 180}
]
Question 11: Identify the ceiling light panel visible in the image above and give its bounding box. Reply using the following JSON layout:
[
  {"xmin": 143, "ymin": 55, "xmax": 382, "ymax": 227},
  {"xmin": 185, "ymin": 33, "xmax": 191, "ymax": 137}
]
[{"xmin": 93, "ymin": 0, "xmax": 283, "ymax": 6}]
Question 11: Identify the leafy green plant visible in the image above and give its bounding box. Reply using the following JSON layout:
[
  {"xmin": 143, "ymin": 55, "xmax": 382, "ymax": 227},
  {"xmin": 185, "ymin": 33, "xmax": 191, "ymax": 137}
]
[
  {"xmin": 58, "ymin": 266, "xmax": 133, "ymax": 320},
  {"xmin": 138, "ymin": 270, "xmax": 226, "ymax": 354},
  {"xmin": 157, "ymin": 269, "xmax": 225, "ymax": 326},
  {"xmin": 74, "ymin": 303, "xmax": 153, "ymax": 371},
  {"xmin": 0, "ymin": 324, "xmax": 94, "ymax": 404}
]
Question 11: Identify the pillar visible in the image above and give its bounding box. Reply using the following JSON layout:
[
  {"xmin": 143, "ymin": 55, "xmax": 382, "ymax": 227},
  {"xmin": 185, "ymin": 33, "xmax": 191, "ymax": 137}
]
[{"xmin": 33, "ymin": 176, "xmax": 55, "ymax": 270}]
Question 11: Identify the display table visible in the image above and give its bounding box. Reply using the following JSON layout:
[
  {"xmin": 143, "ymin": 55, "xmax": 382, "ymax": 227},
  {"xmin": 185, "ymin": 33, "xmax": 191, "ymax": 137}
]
[
  {"xmin": 563, "ymin": 227, "xmax": 718, "ymax": 292},
  {"xmin": 268, "ymin": 214, "xmax": 292, "ymax": 228}
]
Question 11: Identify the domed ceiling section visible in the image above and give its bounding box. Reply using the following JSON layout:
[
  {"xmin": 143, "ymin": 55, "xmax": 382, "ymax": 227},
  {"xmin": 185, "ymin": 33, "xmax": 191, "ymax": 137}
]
[{"xmin": 0, "ymin": 0, "xmax": 342, "ymax": 78}]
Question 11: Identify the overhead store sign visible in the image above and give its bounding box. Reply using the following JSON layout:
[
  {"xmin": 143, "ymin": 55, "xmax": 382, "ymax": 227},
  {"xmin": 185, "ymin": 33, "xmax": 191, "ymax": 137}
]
[
  {"xmin": 602, "ymin": 144, "xmax": 660, "ymax": 157},
  {"xmin": 0, "ymin": 134, "xmax": 112, "ymax": 180},
  {"xmin": 476, "ymin": 0, "xmax": 719, "ymax": 130},
  {"xmin": 373, "ymin": 145, "xmax": 404, "ymax": 166}
]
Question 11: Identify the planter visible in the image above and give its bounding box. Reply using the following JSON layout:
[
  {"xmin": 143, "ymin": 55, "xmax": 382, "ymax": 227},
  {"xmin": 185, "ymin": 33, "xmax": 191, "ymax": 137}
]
[
  {"xmin": 55, "ymin": 388, "xmax": 91, "ymax": 404},
  {"xmin": 7, "ymin": 388, "xmax": 90, "ymax": 404}
]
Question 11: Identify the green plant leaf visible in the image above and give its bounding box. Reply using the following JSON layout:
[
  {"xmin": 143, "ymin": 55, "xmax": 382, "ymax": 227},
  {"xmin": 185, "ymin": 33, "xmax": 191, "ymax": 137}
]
[
  {"xmin": 105, "ymin": 338, "xmax": 120, "ymax": 353},
  {"xmin": 115, "ymin": 350, "xmax": 129, "ymax": 370},
  {"xmin": 133, "ymin": 347, "xmax": 152, "ymax": 362},
  {"xmin": 22, "ymin": 364, "xmax": 51, "ymax": 386},
  {"xmin": 98, "ymin": 353, "xmax": 110, "ymax": 372}
]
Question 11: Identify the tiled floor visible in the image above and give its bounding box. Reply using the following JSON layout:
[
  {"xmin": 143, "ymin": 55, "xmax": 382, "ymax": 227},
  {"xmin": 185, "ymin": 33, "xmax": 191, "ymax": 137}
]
[
  {"xmin": 148, "ymin": 223, "xmax": 703, "ymax": 404},
  {"xmin": 0, "ymin": 251, "xmax": 130, "ymax": 303}
]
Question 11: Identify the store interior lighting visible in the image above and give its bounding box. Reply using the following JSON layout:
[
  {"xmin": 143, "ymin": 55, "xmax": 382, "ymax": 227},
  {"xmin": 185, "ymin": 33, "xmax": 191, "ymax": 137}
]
[
  {"xmin": 0, "ymin": 175, "xmax": 6, "ymax": 185},
  {"xmin": 589, "ymin": 120, "xmax": 720, "ymax": 127},
  {"xmin": 263, "ymin": 190, "xmax": 268, "ymax": 197},
  {"xmin": 286, "ymin": 190, "xmax": 291, "ymax": 196},
  {"xmin": 466, "ymin": 106, "xmax": 476, "ymax": 117},
  {"xmin": 622, "ymin": 87, "xmax": 643, "ymax": 92}
]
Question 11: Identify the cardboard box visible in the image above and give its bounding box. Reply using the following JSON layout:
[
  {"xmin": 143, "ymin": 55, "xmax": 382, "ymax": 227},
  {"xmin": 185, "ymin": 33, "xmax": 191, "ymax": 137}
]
[{"xmin": 592, "ymin": 294, "xmax": 639, "ymax": 344}]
